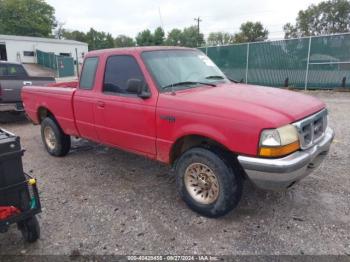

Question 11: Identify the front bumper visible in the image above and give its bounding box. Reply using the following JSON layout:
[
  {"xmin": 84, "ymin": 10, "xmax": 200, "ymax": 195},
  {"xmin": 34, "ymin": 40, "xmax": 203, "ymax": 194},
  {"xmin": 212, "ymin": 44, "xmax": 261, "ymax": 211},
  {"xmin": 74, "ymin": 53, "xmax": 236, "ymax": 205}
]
[
  {"xmin": 0, "ymin": 103, "xmax": 24, "ymax": 112},
  {"xmin": 237, "ymin": 127, "xmax": 335, "ymax": 190}
]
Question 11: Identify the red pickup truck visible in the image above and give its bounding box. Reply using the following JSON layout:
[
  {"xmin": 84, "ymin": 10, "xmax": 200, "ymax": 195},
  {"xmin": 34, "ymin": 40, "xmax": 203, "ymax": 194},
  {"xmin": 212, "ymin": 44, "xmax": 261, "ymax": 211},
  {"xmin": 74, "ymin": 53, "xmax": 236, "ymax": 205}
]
[{"xmin": 22, "ymin": 47, "xmax": 334, "ymax": 218}]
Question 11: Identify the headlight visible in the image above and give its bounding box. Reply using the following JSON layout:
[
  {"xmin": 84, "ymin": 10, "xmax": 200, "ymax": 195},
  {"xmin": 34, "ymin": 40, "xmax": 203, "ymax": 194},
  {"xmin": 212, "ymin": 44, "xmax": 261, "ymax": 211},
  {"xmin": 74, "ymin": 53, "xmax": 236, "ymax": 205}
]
[{"xmin": 259, "ymin": 124, "xmax": 300, "ymax": 157}]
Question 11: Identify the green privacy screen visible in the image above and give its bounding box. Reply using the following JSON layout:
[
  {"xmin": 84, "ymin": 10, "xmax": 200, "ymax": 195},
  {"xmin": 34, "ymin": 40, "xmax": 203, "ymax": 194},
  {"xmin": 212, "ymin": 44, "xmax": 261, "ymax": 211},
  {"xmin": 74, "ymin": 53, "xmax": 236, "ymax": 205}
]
[
  {"xmin": 36, "ymin": 50, "xmax": 57, "ymax": 70},
  {"xmin": 200, "ymin": 33, "xmax": 350, "ymax": 89},
  {"xmin": 36, "ymin": 50, "xmax": 75, "ymax": 78}
]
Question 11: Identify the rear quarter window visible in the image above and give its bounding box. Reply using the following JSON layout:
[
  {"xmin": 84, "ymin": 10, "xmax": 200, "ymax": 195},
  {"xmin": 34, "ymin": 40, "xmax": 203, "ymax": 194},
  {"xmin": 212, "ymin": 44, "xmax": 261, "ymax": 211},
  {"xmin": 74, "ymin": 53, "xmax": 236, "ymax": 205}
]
[
  {"xmin": 0, "ymin": 65, "xmax": 7, "ymax": 76},
  {"xmin": 1, "ymin": 64, "xmax": 27, "ymax": 77},
  {"xmin": 80, "ymin": 57, "xmax": 99, "ymax": 90}
]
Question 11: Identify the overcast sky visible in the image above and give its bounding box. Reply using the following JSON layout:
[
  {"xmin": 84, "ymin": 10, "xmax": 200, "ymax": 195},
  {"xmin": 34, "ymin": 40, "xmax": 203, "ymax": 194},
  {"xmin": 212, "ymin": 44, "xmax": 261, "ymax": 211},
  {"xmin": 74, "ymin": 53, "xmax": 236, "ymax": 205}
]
[{"xmin": 46, "ymin": 0, "xmax": 323, "ymax": 39}]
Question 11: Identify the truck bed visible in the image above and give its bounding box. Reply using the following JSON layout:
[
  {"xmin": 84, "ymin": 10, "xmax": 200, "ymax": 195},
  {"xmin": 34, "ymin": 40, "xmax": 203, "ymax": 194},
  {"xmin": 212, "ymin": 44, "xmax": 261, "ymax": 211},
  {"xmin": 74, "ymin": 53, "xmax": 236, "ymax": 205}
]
[{"xmin": 22, "ymin": 85, "xmax": 78, "ymax": 136}]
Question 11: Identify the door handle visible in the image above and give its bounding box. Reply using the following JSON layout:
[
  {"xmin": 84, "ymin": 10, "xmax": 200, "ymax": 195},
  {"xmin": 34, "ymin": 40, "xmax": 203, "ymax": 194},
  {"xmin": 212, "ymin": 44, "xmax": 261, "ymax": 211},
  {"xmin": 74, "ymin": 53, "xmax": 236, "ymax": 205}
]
[
  {"xmin": 23, "ymin": 81, "xmax": 32, "ymax": 86},
  {"xmin": 97, "ymin": 101, "xmax": 105, "ymax": 108}
]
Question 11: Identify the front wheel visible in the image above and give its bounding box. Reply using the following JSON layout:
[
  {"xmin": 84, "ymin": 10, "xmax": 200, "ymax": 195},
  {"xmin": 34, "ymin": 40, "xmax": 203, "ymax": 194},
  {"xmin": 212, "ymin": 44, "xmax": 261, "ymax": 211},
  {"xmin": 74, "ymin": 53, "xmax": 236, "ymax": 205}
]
[
  {"xmin": 41, "ymin": 117, "xmax": 71, "ymax": 156},
  {"xmin": 176, "ymin": 147, "xmax": 243, "ymax": 218}
]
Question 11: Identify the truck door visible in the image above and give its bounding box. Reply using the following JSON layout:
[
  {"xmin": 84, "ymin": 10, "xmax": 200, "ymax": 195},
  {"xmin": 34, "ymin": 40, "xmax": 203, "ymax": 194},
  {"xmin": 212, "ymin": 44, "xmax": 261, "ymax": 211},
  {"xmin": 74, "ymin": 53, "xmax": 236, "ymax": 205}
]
[
  {"xmin": 73, "ymin": 57, "xmax": 100, "ymax": 142},
  {"xmin": 0, "ymin": 64, "xmax": 29, "ymax": 103},
  {"xmin": 94, "ymin": 55, "xmax": 157, "ymax": 157}
]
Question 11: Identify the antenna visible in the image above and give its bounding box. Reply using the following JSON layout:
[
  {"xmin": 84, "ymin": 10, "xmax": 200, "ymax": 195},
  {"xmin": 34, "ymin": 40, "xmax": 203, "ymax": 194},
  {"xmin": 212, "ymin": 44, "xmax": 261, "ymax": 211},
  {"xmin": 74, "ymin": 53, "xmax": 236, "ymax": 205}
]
[{"xmin": 158, "ymin": 7, "xmax": 165, "ymax": 31}]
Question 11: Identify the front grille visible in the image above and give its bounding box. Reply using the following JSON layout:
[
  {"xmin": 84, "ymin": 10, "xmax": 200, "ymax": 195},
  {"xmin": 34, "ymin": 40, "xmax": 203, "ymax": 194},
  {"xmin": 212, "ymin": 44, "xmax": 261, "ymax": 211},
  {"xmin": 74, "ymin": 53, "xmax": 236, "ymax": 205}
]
[{"xmin": 293, "ymin": 109, "xmax": 328, "ymax": 150}]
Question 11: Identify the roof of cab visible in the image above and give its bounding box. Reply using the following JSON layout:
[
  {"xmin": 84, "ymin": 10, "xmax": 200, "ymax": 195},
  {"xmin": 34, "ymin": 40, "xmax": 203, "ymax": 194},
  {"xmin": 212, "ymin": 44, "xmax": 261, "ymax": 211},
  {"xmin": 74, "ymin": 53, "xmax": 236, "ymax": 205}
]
[
  {"xmin": 86, "ymin": 46, "xmax": 197, "ymax": 57},
  {"xmin": 0, "ymin": 61, "xmax": 22, "ymax": 66}
]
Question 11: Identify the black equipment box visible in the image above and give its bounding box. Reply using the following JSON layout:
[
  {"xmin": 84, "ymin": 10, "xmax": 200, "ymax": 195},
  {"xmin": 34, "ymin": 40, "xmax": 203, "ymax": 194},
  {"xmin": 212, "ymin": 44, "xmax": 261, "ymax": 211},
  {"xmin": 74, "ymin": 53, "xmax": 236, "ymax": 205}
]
[{"xmin": 0, "ymin": 129, "xmax": 29, "ymax": 210}]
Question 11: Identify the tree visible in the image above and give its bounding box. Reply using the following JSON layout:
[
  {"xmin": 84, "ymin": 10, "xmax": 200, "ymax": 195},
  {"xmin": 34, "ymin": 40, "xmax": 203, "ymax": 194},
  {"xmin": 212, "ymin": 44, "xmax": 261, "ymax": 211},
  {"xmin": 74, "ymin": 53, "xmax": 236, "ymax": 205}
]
[
  {"xmin": 54, "ymin": 21, "xmax": 65, "ymax": 39},
  {"xmin": 115, "ymin": 35, "xmax": 135, "ymax": 47},
  {"xmin": 136, "ymin": 29, "xmax": 153, "ymax": 46},
  {"xmin": 166, "ymin": 28, "xmax": 183, "ymax": 46},
  {"xmin": 234, "ymin": 21, "xmax": 268, "ymax": 43},
  {"xmin": 283, "ymin": 0, "xmax": 350, "ymax": 39},
  {"xmin": 0, "ymin": 0, "xmax": 56, "ymax": 37},
  {"xmin": 153, "ymin": 27, "xmax": 165, "ymax": 45},
  {"xmin": 105, "ymin": 33, "xmax": 115, "ymax": 48},
  {"xmin": 86, "ymin": 28, "xmax": 115, "ymax": 50},
  {"xmin": 207, "ymin": 32, "xmax": 234, "ymax": 46},
  {"xmin": 62, "ymin": 30, "xmax": 88, "ymax": 43},
  {"xmin": 182, "ymin": 26, "xmax": 204, "ymax": 47}
]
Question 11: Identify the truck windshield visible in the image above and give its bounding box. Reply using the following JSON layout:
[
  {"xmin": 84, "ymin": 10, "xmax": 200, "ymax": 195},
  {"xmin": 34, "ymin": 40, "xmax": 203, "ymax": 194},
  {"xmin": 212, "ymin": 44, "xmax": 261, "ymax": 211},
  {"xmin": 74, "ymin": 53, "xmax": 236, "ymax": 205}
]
[{"xmin": 142, "ymin": 50, "xmax": 229, "ymax": 91}]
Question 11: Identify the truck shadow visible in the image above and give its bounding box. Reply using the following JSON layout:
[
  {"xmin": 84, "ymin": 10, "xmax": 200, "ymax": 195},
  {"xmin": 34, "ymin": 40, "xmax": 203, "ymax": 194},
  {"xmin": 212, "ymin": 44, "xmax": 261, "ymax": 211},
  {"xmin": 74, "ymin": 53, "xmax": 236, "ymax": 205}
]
[
  {"xmin": 0, "ymin": 112, "xmax": 29, "ymax": 124},
  {"xmin": 68, "ymin": 139, "xmax": 296, "ymax": 221}
]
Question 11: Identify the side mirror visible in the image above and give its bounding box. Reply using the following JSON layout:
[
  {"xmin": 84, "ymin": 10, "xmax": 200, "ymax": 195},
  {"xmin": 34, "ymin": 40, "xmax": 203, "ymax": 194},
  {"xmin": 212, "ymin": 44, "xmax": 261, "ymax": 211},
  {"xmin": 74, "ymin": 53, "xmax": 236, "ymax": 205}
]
[{"xmin": 126, "ymin": 79, "xmax": 151, "ymax": 99}]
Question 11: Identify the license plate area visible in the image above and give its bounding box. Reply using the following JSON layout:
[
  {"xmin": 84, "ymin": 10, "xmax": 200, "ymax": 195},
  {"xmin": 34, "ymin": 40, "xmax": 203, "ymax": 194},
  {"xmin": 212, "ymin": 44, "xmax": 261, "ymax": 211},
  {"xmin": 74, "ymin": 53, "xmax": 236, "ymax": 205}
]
[{"xmin": 15, "ymin": 103, "xmax": 24, "ymax": 111}]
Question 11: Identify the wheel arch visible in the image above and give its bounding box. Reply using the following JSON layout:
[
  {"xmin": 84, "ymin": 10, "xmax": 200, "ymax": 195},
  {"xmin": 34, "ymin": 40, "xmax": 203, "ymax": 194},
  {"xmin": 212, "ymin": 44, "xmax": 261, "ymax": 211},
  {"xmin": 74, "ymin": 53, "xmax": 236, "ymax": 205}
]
[
  {"xmin": 169, "ymin": 134, "xmax": 236, "ymax": 166},
  {"xmin": 37, "ymin": 106, "xmax": 57, "ymax": 124}
]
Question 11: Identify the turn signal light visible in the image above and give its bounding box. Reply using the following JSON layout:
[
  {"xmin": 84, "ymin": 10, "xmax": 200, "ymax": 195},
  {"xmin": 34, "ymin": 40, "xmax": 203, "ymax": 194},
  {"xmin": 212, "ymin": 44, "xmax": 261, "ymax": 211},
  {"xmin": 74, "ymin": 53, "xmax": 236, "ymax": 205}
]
[{"xmin": 259, "ymin": 141, "xmax": 300, "ymax": 158}]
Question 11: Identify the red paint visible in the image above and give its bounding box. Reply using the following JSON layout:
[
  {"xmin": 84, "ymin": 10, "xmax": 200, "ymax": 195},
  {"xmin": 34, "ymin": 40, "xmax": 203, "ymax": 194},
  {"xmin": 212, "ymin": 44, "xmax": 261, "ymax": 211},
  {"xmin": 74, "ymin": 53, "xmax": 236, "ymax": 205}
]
[
  {"xmin": 22, "ymin": 47, "xmax": 325, "ymax": 163},
  {"xmin": 0, "ymin": 206, "xmax": 20, "ymax": 220}
]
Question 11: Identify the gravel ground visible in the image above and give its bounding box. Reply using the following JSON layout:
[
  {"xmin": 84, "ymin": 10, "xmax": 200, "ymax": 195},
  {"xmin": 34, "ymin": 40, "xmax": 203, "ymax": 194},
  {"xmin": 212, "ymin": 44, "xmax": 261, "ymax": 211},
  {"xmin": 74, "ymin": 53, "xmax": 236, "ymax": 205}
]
[{"xmin": 0, "ymin": 91, "xmax": 349, "ymax": 256}]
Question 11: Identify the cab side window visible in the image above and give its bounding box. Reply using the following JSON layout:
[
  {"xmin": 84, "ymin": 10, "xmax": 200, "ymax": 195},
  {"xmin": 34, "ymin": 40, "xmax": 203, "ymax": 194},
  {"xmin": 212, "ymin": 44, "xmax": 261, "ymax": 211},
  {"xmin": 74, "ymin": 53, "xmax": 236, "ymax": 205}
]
[
  {"xmin": 103, "ymin": 55, "xmax": 145, "ymax": 95},
  {"xmin": 80, "ymin": 57, "xmax": 99, "ymax": 90}
]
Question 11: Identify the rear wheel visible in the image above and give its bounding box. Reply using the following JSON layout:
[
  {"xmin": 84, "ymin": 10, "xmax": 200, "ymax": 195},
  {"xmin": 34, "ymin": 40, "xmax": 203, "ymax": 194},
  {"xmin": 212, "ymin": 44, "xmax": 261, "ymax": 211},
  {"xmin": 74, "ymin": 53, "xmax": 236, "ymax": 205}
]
[
  {"xmin": 41, "ymin": 117, "xmax": 71, "ymax": 156},
  {"xmin": 176, "ymin": 147, "xmax": 242, "ymax": 218}
]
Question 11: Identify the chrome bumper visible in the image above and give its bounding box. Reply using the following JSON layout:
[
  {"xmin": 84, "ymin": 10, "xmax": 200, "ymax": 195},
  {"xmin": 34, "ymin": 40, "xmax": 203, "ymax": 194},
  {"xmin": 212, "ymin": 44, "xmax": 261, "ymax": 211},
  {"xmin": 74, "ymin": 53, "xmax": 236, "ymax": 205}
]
[
  {"xmin": 237, "ymin": 127, "xmax": 335, "ymax": 190},
  {"xmin": 0, "ymin": 103, "xmax": 24, "ymax": 112}
]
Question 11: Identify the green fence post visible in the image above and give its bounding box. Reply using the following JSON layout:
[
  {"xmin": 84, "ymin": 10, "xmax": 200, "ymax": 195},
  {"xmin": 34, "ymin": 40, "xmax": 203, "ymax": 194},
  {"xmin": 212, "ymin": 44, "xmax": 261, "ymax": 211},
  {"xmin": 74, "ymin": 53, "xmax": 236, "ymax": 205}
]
[
  {"xmin": 56, "ymin": 56, "xmax": 59, "ymax": 77},
  {"xmin": 304, "ymin": 36, "xmax": 312, "ymax": 90},
  {"xmin": 245, "ymin": 43, "xmax": 250, "ymax": 84}
]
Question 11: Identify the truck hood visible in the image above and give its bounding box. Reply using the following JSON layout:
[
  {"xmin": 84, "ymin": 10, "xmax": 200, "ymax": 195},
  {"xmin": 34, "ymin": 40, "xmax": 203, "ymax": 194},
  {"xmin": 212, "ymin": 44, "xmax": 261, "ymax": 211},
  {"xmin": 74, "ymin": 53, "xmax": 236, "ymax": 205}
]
[{"xmin": 158, "ymin": 83, "xmax": 325, "ymax": 128}]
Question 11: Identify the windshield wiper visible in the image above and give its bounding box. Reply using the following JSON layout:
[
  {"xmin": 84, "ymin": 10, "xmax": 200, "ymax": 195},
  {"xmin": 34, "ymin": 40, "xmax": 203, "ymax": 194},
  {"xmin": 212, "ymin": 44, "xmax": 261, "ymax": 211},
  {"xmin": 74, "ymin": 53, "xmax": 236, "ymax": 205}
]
[
  {"xmin": 205, "ymin": 75, "xmax": 225, "ymax": 80},
  {"xmin": 161, "ymin": 81, "xmax": 216, "ymax": 90},
  {"xmin": 227, "ymin": 77, "xmax": 243, "ymax": 83},
  {"xmin": 206, "ymin": 74, "xmax": 243, "ymax": 83}
]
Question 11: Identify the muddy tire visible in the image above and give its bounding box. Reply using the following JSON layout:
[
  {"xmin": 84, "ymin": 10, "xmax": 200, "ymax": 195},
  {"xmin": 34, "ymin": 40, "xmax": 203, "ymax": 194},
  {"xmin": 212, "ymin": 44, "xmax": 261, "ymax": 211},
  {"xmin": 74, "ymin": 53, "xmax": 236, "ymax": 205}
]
[
  {"xmin": 41, "ymin": 117, "xmax": 71, "ymax": 156},
  {"xmin": 176, "ymin": 147, "xmax": 242, "ymax": 218}
]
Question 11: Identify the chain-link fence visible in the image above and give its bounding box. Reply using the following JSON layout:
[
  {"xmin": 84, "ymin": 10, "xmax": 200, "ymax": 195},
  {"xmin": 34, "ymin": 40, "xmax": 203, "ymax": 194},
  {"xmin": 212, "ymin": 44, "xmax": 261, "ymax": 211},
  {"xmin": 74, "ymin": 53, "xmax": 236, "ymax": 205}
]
[{"xmin": 200, "ymin": 33, "xmax": 350, "ymax": 89}]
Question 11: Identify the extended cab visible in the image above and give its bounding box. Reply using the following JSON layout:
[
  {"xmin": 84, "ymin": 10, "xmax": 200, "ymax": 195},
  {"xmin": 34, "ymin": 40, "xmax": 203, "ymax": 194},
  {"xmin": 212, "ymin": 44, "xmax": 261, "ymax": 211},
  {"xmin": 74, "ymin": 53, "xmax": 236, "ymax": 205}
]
[
  {"xmin": 0, "ymin": 62, "xmax": 55, "ymax": 112},
  {"xmin": 22, "ymin": 47, "xmax": 334, "ymax": 218}
]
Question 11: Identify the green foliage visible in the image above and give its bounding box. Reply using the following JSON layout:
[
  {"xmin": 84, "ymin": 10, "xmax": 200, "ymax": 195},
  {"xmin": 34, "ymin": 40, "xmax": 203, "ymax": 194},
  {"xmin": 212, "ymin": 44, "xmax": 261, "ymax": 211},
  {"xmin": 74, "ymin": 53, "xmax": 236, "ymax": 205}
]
[
  {"xmin": 153, "ymin": 27, "xmax": 165, "ymax": 45},
  {"xmin": 0, "ymin": 0, "xmax": 56, "ymax": 37},
  {"xmin": 207, "ymin": 32, "xmax": 234, "ymax": 46},
  {"xmin": 63, "ymin": 28, "xmax": 114, "ymax": 50},
  {"xmin": 136, "ymin": 29, "xmax": 154, "ymax": 46},
  {"xmin": 165, "ymin": 26, "xmax": 204, "ymax": 47},
  {"xmin": 86, "ymin": 28, "xmax": 115, "ymax": 50},
  {"xmin": 182, "ymin": 26, "xmax": 204, "ymax": 47},
  {"xmin": 284, "ymin": 0, "xmax": 350, "ymax": 39},
  {"xmin": 234, "ymin": 21, "xmax": 269, "ymax": 43},
  {"xmin": 62, "ymin": 30, "xmax": 88, "ymax": 43},
  {"xmin": 166, "ymin": 29, "xmax": 183, "ymax": 46},
  {"xmin": 115, "ymin": 35, "xmax": 135, "ymax": 47}
]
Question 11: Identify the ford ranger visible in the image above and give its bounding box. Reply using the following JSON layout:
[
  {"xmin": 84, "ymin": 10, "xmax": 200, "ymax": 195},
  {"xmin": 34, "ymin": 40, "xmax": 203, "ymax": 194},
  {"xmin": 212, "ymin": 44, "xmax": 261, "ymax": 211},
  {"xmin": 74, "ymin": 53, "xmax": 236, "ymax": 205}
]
[
  {"xmin": 0, "ymin": 62, "xmax": 55, "ymax": 112},
  {"xmin": 22, "ymin": 47, "xmax": 334, "ymax": 218}
]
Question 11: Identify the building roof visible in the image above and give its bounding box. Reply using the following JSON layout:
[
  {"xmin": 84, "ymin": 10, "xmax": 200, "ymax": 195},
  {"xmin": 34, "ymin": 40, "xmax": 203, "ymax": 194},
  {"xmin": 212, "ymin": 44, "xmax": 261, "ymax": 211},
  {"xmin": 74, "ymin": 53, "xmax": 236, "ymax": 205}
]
[{"xmin": 0, "ymin": 34, "xmax": 87, "ymax": 46}]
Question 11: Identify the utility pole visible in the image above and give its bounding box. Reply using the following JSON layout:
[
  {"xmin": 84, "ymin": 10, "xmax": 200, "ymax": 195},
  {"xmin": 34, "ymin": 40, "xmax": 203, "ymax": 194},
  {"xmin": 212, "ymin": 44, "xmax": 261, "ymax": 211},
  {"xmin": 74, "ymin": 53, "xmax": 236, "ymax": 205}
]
[{"xmin": 194, "ymin": 17, "xmax": 202, "ymax": 47}]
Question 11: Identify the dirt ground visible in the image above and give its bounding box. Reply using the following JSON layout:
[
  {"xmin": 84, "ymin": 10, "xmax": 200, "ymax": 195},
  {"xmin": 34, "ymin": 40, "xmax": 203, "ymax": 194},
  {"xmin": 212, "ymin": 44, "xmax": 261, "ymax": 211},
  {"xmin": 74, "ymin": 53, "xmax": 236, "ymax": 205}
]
[{"xmin": 0, "ymin": 91, "xmax": 349, "ymax": 256}]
